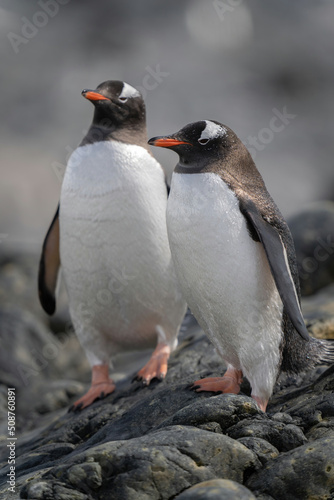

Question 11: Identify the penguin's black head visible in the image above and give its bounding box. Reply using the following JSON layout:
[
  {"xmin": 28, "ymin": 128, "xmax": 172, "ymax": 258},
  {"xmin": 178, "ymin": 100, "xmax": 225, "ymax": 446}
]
[
  {"xmin": 82, "ymin": 80, "xmax": 145, "ymax": 130},
  {"xmin": 148, "ymin": 120, "xmax": 238, "ymax": 169}
]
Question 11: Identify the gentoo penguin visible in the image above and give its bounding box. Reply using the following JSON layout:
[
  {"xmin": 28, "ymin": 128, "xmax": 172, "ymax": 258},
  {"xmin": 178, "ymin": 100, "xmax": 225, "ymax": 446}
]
[
  {"xmin": 38, "ymin": 81, "xmax": 186, "ymax": 410},
  {"xmin": 149, "ymin": 120, "xmax": 334, "ymax": 412}
]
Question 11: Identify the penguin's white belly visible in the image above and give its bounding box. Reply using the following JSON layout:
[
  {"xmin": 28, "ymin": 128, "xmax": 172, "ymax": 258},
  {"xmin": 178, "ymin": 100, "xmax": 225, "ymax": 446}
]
[
  {"xmin": 167, "ymin": 172, "xmax": 283, "ymax": 396},
  {"xmin": 60, "ymin": 141, "xmax": 185, "ymax": 363}
]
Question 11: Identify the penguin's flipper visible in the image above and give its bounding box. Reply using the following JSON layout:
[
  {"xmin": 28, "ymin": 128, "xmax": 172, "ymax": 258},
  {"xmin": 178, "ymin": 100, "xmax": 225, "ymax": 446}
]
[
  {"xmin": 38, "ymin": 205, "xmax": 60, "ymax": 315},
  {"xmin": 240, "ymin": 198, "xmax": 310, "ymax": 341}
]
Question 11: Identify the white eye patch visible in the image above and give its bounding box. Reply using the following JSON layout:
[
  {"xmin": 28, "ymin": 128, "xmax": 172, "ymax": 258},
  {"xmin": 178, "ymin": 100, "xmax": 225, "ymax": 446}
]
[
  {"xmin": 199, "ymin": 120, "xmax": 227, "ymax": 143},
  {"xmin": 119, "ymin": 82, "xmax": 141, "ymax": 101}
]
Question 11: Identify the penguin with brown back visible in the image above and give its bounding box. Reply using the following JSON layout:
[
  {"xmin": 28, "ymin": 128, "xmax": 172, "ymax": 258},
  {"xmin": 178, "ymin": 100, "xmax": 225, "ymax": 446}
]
[{"xmin": 149, "ymin": 120, "xmax": 334, "ymax": 411}]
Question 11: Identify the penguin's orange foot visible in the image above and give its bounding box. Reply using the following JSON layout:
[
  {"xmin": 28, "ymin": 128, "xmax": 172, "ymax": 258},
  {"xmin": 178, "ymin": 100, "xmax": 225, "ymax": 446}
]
[
  {"xmin": 192, "ymin": 368, "xmax": 243, "ymax": 394},
  {"xmin": 135, "ymin": 343, "xmax": 171, "ymax": 385},
  {"xmin": 69, "ymin": 364, "xmax": 115, "ymax": 411},
  {"xmin": 251, "ymin": 395, "xmax": 268, "ymax": 412},
  {"xmin": 69, "ymin": 381, "xmax": 116, "ymax": 411}
]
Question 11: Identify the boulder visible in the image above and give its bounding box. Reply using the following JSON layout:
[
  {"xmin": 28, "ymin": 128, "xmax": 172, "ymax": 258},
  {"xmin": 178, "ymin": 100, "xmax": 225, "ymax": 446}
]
[
  {"xmin": 289, "ymin": 201, "xmax": 334, "ymax": 296},
  {"xmin": 175, "ymin": 479, "xmax": 257, "ymax": 500},
  {"xmin": 246, "ymin": 437, "xmax": 334, "ymax": 499}
]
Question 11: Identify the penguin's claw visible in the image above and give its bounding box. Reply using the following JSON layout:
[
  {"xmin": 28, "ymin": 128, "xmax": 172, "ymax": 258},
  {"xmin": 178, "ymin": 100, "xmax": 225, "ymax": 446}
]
[
  {"xmin": 69, "ymin": 381, "xmax": 116, "ymax": 412},
  {"xmin": 68, "ymin": 403, "xmax": 83, "ymax": 413},
  {"xmin": 191, "ymin": 370, "xmax": 243, "ymax": 395},
  {"xmin": 135, "ymin": 343, "xmax": 171, "ymax": 386}
]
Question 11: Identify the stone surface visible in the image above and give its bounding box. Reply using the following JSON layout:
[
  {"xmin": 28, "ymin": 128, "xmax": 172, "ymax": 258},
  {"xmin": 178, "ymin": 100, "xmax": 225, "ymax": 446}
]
[
  {"xmin": 1, "ymin": 323, "xmax": 334, "ymax": 499},
  {"xmin": 227, "ymin": 416, "xmax": 307, "ymax": 452},
  {"xmin": 175, "ymin": 479, "xmax": 257, "ymax": 499},
  {"xmin": 237, "ymin": 437, "xmax": 279, "ymax": 466},
  {"xmin": 0, "ymin": 248, "xmax": 70, "ymax": 332},
  {"xmin": 157, "ymin": 393, "xmax": 260, "ymax": 433},
  {"xmin": 0, "ymin": 303, "xmax": 88, "ymax": 437},
  {"xmin": 20, "ymin": 427, "xmax": 258, "ymax": 500},
  {"xmin": 247, "ymin": 437, "xmax": 334, "ymax": 500},
  {"xmin": 289, "ymin": 201, "xmax": 334, "ymax": 296},
  {"xmin": 302, "ymin": 282, "xmax": 334, "ymax": 340},
  {"xmin": 1, "ymin": 253, "xmax": 334, "ymax": 499}
]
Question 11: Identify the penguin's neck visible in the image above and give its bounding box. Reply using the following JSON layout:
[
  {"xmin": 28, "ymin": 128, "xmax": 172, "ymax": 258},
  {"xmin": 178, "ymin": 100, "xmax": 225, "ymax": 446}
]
[{"xmin": 81, "ymin": 123, "xmax": 149, "ymax": 151}]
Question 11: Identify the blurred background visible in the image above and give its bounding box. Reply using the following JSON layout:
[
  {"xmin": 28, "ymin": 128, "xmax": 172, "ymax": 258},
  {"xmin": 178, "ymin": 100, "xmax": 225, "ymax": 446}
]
[{"xmin": 1, "ymin": 0, "xmax": 334, "ymax": 250}]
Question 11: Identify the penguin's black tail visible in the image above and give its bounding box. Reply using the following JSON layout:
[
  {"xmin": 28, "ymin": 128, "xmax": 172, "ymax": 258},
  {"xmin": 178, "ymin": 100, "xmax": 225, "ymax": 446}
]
[
  {"xmin": 281, "ymin": 314, "xmax": 334, "ymax": 373},
  {"xmin": 318, "ymin": 339, "xmax": 334, "ymax": 364}
]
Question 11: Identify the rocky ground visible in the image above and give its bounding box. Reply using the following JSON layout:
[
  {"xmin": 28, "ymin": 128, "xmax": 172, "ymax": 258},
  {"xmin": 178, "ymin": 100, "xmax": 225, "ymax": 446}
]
[{"xmin": 0, "ymin": 204, "xmax": 334, "ymax": 500}]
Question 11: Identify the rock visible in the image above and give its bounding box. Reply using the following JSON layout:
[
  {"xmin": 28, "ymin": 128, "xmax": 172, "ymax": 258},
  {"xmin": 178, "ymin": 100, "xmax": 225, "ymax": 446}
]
[
  {"xmin": 246, "ymin": 436, "xmax": 334, "ymax": 500},
  {"xmin": 0, "ymin": 247, "xmax": 70, "ymax": 332},
  {"xmin": 237, "ymin": 437, "xmax": 279, "ymax": 465},
  {"xmin": 0, "ymin": 304, "xmax": 88, "ymax": 436},
  {"xmin": 157, "ymin": 393, "xmax": 261, "ymax": 433},
  {"xmin": 0, "ymin": 250, "xmax": 42, "ymax": 319},
  {"xmin": 289, "ymin": 201, "xmax": 334, "ymax": 296},
  {"xmin": 306, "ymin": 417, "xmax": 334, "ymax": 441},
  {"xmin": 175, "ymin": 479, "xmax": 257, "ymax": 499},
  {"xmin": 1, "ymin": 253, "xmax": 334, "ymax": 498},
  {"xmin": 4, "ymin": 333, "xmax": 334, "ymax": 499},
  {"xmin": 306, "ymin": 315, "xmax": 334, "ymax": 340},
  {"xmin": 227, "ymin": 416, "xmax": 307, "ymax": 452},
  {"xmin": 255, "ymin": 496, "xmax": 275, "ymax": 500},
  {"xmin": 301, "ymin": 282, "xmax": 334, "ymax": 339},
  {"xmin": 269, "ymin": 365, "xmax": 334, "ymax": 431},
  {"xmin": 21, "ymin": 426, "xmax": 258, "ymax": 500},
  {"xmin": 0, "ymin": 303, "xmax": 88, "ymax": 388},
  {"xmin": 25, "ymin": 481, "xmax": 90, "ymax": 500}
]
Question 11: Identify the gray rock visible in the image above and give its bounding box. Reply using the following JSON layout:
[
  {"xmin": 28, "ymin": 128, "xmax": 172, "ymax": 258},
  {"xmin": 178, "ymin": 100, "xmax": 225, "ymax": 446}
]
[
  {"xmin": 0, "ymin": 248, "xmax": 70, "ymax": 332},
  {"xmin": 0, "ymin": 304, "xmax": 88, "ymax": 436},
  {"xmin": 268, "ymin": 363, "xmax": 334, "ymax": 420},
  {"xmin": 270, "ymin": 412, "xmax": 293, "ymax": 423},
  {"xmin": 301, "ymin": 282, "xmax": 334, "ymax": 341},
  {"xmin": 21, "ymin": 426, "xmax": 258, "ymax": 500},
  {"xmin": 26, "ymin": 481, "xmax": 90, "ymax": 499},
  {"xmin": 286, "ymin": 393, "xmax": 334, "ymax": 430},
  {"xmin": 227, "ymin": 416, "xmax": 307, "ymax": 452},
  {"xmin": 157, "ymin": 393, "xmax": 261, "ymax": 432},
  {"xmin": 237, "ymin": 437, "xmax": 279, "ymax": 465},
  {"xmin": 254, "ymin": 496, "xmax": 275, "ymax": 500},
  {"xmin": 269, "ymin": 366, "xmax": 334, "ymax": 431},
  {"xmin": 306, "ymin": 417, "xmax": 334, "ymax": 441},
  {"xmin": 246, "ymin": 436, "xmax": 334, "ymax": 499},
  {"xmin": 175, "ymin": 479, "xmax": 257, "ymax": 500},
  {"xmin": 289, "ymin": 201, "xmax": 334, "ymax": 296},
  {"xmin": 1, "ymin": 256, "xmax": 334, "ymax": 499}
]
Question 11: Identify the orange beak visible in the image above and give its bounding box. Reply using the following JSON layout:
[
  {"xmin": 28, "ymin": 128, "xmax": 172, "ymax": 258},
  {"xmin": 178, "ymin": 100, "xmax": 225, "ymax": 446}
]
[
  {"xmin": 148, "ymin": 137, "xmax": 191, "ymax": 148},
  {"xmin": 82, "ymin": 90, "xmax": 109, "ymax": 101}
]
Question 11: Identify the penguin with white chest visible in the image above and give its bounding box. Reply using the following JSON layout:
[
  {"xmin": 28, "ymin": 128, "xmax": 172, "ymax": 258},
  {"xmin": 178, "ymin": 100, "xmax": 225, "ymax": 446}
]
[
  {"xmin": 38, "ymin": 81, "xmax": 186, "ymax": 410},
  {"xmin": 149, "ymin": 120, "xmax": 334, "ymax": 412}
]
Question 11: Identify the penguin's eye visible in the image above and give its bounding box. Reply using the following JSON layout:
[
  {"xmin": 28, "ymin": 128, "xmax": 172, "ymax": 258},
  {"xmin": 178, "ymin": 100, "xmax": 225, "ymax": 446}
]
[
  {"xmin": 118, "ymin": 97, "xmax": 128, "ymax": 103},
  {"xmin": 198, "ymin": 138, "xmax": 210, "ymax": 145}
]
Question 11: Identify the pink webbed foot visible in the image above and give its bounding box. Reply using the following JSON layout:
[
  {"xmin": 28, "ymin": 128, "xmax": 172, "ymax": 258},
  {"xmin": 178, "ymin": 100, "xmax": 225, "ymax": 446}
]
[
  {"xmin": 69, "ymin": 364, "xmax": 116, "ymax": 411},
  {"xmin": 191, "ymin": 368, "xmax": 243, "ymax": 395},
  {"xmin": 135, "ymin": 343, "xmax": 171, "ymax": 385}
]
